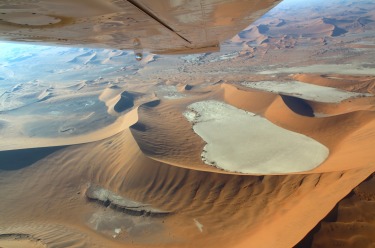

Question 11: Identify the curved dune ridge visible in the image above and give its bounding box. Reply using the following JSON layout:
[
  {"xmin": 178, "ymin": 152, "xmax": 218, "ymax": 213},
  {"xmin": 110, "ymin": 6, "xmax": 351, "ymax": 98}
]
[
  {"xmin": 0, "ymin": 74, "xmax": 375, "ymax": 248},
  {"xmin": 0, "ymin": 127, "xmax": 373, "ymax": 248},
  {"xmin": 292, "ymin": 74, "xmax": 375, "ymax": 94},
  {"xmin": 232, "ymin": 24, "xmax": 269, "ymax": 45},
  {"xmin": 306, "ymin": 18, "xmax": 348, "ymax": 37},
  {"xmin": 99, "ymin": 86, "xmax": 143, "ymax": 116},
  {"xmin": 130, "ymin": 77, "xmax": 375, "ymax": 174}
]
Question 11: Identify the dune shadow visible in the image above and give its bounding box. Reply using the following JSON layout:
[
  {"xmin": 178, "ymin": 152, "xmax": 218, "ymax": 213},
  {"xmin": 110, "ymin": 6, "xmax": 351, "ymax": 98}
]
[
  {"xmin": 281, "ymin": 94, "xmax": 314, "ymax": 117},
  {"xmin": 142, "ymin": 99, "xmax": 161, "ymax": 108},
  {"xmin": 0, "ymin": 146, "xmax": 67, "ymax": 170},
  {"xmin": 130, "ymin": 122, "xmax": 147, "ymax": 132},
  {"xmin": 114, "ymin": 91, "xmax": 135, "ymax": 113}
]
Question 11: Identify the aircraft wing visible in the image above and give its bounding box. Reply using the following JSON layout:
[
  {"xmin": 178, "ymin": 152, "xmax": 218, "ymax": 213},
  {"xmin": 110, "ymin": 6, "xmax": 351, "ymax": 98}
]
[{"xmin": 0, "ymin": 0, "xmax": 282, "ymax": 54}]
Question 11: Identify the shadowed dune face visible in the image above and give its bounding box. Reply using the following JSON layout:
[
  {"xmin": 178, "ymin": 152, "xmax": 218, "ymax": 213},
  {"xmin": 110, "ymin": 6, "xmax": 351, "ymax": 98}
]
[
  {"xmin": 113, "ymin": 91, "xmax": 135, "ymax": 113},
  {"xmin": 0, "ymin": 146, "xmax": 67, "ymax": 170},
  {"xmin": 280, "ymin": 94, "xmax": 314, "ymax": 117}
]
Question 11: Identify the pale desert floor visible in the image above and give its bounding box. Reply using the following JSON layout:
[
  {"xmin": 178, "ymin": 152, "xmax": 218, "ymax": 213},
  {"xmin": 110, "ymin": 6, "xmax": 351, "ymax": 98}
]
[{"xmin": 1, "ymin": 0, "xmax": 375, "ymax": 247}]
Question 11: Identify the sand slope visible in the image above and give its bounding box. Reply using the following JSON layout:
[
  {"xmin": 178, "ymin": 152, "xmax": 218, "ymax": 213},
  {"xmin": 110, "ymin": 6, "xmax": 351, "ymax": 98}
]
[
  {"xmin": 0, "ymin": 73, "xmax": 374, "ymax": 248},
  {"xmin": 0, "ymin": 124, "xmax": 373, "ymax": 248},
  {"xmin": 128, "ymin": 80, "xmax": 375, "ymax": 175},
  {"xmin": 297, "ymin": 173, "xmax": 375, "ymax": 248}
]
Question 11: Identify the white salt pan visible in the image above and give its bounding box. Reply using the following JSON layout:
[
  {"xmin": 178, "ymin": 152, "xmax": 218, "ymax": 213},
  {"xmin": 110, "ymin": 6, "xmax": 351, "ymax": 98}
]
[
  {"xmin": 184, "ymin": 100, "xmax": 329, "ymax": 174},
  {"xmin": 242, "ymin": 81, "xmax": 372, "ymax": 103}
]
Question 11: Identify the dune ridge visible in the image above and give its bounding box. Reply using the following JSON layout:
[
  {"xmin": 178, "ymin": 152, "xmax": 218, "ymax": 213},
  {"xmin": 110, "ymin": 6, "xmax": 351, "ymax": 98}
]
[
  {"xmin": 129, "ymin": 79, "xmax": 375, "ymax": 175},
  {"xmin": 1, "ymin": 124, "xmax": 373, "ymax": 248},
  {"xmin": 1, "ymin": 73, "xmax": 375, "ymax": 248}
]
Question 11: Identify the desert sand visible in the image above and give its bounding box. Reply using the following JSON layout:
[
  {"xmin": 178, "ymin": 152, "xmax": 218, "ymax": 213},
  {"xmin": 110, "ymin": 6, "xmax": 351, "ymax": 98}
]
[{"xmin": 1, "ymin": 0, "xmax": 375, "ymax": 247}]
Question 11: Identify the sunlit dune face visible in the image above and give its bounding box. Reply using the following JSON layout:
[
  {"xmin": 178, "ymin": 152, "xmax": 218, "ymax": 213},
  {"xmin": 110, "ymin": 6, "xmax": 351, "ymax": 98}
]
[{"xmin": 184, "ymin": 100, "xmax": 329, "ymax": 174}]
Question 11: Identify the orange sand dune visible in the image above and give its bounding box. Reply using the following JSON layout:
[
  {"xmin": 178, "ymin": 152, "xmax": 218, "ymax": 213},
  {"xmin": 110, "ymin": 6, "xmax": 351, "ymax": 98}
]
[
  {"xmin": 292, "ymin": 74, "xmax": 375, "ymax": 93},
  {"xmin": 297, "ymin": 173, "xmax": 375, "ymax": 248},
  {"xmin": 0, "ymin": 126, "xmax": 373, "ymax": 248},
  {"xmin": 130, "ymin": 80, "xmax": 375, "ymax": 174},
  {"xmin": 1, "ymin": 74, "xmax": 375, "ymax": 248},
  {"xmin": 232, "ymin": 25, "xmax": 269, "ymax": 45}
]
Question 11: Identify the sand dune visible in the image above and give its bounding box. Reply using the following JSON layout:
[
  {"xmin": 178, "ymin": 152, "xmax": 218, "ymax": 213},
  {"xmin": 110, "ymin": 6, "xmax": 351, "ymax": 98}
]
[
  {"xmin": 177, "ymin": 84, "xmax": 193, "ymax": 92},
  {"xmin": 113, "ymin": 91, "xmax": 136, "ymax": 113},
  {"xmin": 242, "ymin": 80, "xmax": 372, "ymax": 103},
  {"xmin": 297, "ymin": 173, "xmax": 375, "ymax": 247},
  {"xmin": 280, "ymin": 95, "xmax": 314, "ymax": 117},
  {"xmin": 66, "ymin": 81, "xmax": 87, "ymax": 91},
  {"xmin": 0, "ymin": 74, "xmax": 374, "ymax": 247},
  {"xmin": 68, "ymin": 51, "xmax": 98, "ymax": 65},
  {"xmin": 257, "ymin": 64, "xmax": 375, "ymax": 75},
  {"xmin": 0, "ymin": 106, "xmax": 138, "ymax": 151},
  {"xmin": 274, "ymin": 17, "xmax": 346, "ymax": 38},
  {"xmin": 141, "ymin": 54, "xmax": 157, "ymax": 65},
  {"xmin": 128, "ymin": 81, "xmax": 375, "ymax": 175},
  {"xmin": 0, "ymin": 125, "xmax": 373, "ymax": 248},
  {"xmin": 292, "ymin": 74, "xmax": 375, "ymax": 94},
  {"xmin": 0, "ymin": 1, "xmax": 374, "ymax": 246},
  {"xmin": 232, "ymin": 15, "xmax": 349, "ymax": 51},
  {"xmin": 232, "ymin": 25, "xmax": 269, "ymax": 45},
  {"xmin": 100, "ymin": 86, "xmax": 148, "ymax": 116}
]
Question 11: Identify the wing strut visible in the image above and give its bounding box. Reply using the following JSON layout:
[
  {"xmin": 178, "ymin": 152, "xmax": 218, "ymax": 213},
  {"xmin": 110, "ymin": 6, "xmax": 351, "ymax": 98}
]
[{"xmin": 126, "ymin": 0, "xmax": 192, "ymax": 44}]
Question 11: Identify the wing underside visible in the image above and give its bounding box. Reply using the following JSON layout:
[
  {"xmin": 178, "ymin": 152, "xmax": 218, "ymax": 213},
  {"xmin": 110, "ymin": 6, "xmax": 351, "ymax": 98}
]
[{"xmin": 0, "ymin": 0, "xmax": 281, "ymax": 53}]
